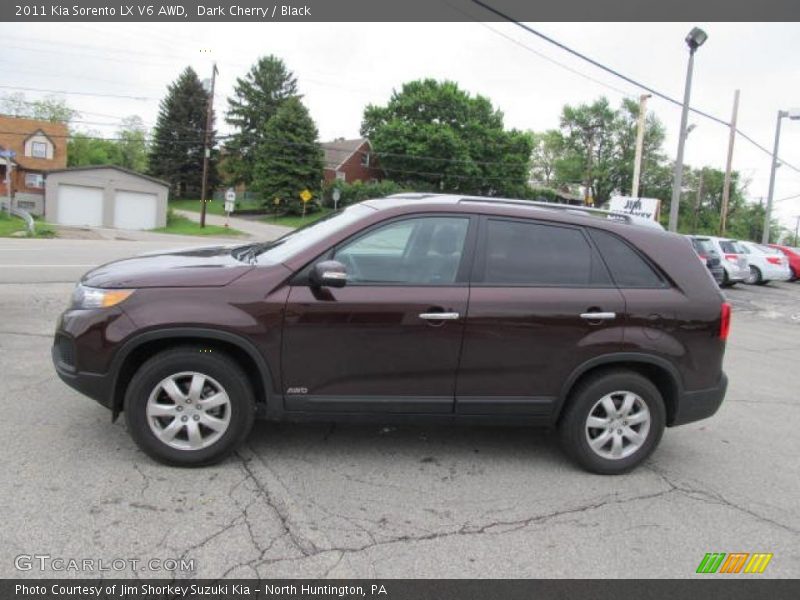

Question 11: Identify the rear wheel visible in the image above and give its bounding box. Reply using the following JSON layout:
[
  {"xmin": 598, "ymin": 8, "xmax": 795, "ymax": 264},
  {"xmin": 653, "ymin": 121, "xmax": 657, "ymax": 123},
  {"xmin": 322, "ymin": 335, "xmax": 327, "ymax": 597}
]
[
  {"xmin": 559, "ymin": 370, "xmax": 666, "ymax": 475},
  {"xmin": 124, "ymin": 347, "xmax": 255, "ymax": 466},
  {"xmin": 746, "ymin": 266, "xmax": 762, "ymax": 285}
]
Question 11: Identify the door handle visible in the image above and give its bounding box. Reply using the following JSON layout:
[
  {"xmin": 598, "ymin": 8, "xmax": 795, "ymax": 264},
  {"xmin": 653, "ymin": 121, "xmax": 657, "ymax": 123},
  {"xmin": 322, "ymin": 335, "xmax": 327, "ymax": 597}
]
[
  {"xmin": 580, "ymin": 312, "xmax": 616, "ymax": 321},
  {"xmin": 419, "ymin": 312, "xmax": 460, "ymax": 321}
]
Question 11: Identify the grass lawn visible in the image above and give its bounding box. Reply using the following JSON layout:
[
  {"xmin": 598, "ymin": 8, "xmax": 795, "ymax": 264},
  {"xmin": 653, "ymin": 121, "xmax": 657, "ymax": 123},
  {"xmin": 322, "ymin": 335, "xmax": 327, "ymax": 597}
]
[
  {"xmin": 260, "ymin": 207, "xmax": 333, "ymax": 229},
  {"xmin": 0, "ymin": 211, "xmax": 56, "ymax": 238},
  {"xmin": 154, "ymin": 213, "xmax": 244, "ymax": 237},
  {"xmin": 170, "ymin": 198, "xmax": 263, "ymax": 216}
]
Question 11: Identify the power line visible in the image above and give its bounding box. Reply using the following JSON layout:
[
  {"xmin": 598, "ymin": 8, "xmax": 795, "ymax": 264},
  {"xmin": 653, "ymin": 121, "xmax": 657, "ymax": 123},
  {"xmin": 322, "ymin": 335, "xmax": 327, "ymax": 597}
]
[
  {"xmin": 469, "ymin": 0, "xmax": 800, "ymax": 175},
  {"xmin": 0, "ymin": 84, "xmax": 153, "ymax": 101}
]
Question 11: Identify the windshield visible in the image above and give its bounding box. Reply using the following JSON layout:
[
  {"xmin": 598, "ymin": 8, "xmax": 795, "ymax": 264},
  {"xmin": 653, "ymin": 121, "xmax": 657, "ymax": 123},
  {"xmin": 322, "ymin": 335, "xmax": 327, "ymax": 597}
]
[{"xmin": 235, "ymin": 204, "xmax": 375, "ymax": 265}]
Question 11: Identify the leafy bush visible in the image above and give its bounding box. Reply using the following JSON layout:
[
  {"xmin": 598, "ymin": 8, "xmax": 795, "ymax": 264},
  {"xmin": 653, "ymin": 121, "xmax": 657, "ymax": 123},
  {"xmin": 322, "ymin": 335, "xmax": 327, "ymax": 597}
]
[{"xmin": 322, "ymin": 180, "xmax": 410, "ymax": 208}]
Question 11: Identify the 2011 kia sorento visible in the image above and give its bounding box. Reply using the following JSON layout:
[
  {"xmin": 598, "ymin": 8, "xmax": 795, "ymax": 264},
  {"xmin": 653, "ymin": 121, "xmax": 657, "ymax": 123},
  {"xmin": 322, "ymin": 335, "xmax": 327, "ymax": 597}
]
[{"xmin": 52, "ymin": 194, "xmax": 730, "ymax": 474}]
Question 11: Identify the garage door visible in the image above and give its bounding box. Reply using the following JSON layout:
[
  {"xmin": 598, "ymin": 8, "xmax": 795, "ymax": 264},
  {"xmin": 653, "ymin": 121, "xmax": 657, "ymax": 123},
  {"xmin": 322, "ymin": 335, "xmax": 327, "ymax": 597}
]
[
  {"xmin": 56, "ymin": 185, "xmax": 104, "ymax": 227},
  {"xmin": 113, "ymin": 191, "xmax": 158, "ymax": 230}
]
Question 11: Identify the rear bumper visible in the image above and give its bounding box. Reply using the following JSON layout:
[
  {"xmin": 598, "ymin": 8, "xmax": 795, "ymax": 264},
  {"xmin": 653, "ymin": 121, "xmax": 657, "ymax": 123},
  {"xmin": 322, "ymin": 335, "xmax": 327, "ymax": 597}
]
[
  {"xmin": 724, "ymin": 263, "xmax": 748, "ymax": 281},
  {"xmin": 760, "ymin": 264, "xmax": 792, "ymax": 281},
  {"xmin": 671, "ymin": 372, "xmax": 728, "ymax": 426}
]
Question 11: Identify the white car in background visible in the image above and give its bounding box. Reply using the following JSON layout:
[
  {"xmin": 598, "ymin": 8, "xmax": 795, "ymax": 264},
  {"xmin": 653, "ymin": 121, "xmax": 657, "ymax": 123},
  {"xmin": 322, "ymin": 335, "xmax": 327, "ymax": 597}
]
[
  {"xmin": 692, "ymin": 236, "xmax": 749, "ymax": 286},
  {"xmin": 739, "ymin": 241, "xmax": 792, "ymax": 285}
]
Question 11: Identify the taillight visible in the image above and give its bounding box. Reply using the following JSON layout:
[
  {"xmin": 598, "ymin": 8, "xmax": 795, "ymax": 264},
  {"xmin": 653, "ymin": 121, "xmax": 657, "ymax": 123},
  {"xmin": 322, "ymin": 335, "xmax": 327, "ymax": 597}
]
[
  {"xmin": 724, "ymin": 254, "xmax": 739, "ymax": 262},
  {"xmin": 766, "ymin": 257, "xmax": 781, "ymax": 265},
  {"xmin": 720, "ymin": 302, "xmax": 731, "ymax": 340}
]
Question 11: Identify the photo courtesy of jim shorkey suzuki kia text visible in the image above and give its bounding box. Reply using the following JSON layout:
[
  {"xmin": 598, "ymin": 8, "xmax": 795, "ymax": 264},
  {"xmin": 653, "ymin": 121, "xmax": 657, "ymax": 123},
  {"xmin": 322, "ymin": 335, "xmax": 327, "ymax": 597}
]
[
  {"xmin": 0, "ymin": 0, "xmax": 798, "ymax": 596},
  {"xmin": 15, "ymin": 584, "xmax": 387, "ymax": 597}
]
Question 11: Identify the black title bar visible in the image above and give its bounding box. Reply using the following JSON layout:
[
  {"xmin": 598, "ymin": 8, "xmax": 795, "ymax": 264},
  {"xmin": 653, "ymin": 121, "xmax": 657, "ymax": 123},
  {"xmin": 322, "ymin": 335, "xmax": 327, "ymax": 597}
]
[{"xmin": 2, "ymin": 0, "xmax": 799, "ymax": 22}]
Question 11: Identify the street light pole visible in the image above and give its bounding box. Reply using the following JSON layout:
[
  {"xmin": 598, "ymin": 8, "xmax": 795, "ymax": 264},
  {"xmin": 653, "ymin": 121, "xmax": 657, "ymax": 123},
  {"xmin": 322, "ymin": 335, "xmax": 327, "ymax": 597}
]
[{"xmin": 669, "ymin": 27, "xmax": 707, "ymax": 233}]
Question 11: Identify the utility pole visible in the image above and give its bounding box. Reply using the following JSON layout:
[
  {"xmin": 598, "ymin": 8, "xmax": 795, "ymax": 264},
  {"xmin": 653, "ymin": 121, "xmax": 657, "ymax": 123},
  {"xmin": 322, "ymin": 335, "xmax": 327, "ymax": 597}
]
[
  {"xmin": 631, "ymin": 94, "xmax": 651, "ymax": 198},
  {"xmin": 720, "ymin": 89, "xmax": 740, "ymax": 236},
  {"xmin": 794, "ymin": 215, "xmax": 799, "ymax": 247},
  {"xmin": 200, "ymin": 62, "xmax": 218, "ymax": 229},
  {"xmin": 693, "ymin": 170, "xmax": 703, "ymax": 232},
  {"xmin": 3, "ymin": 158, "xmax": 11, "ymax": 215}
]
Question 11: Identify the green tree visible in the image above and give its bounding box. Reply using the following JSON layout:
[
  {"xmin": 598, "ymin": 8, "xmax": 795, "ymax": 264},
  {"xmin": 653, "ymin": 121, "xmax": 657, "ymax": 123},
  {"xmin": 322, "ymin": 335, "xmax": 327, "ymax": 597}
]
[
  {"xmin": 225, "ymin": 55, "xmax": 298, "ymax": 186},
  {"xmin": 116, "ymin": 116, "xmax": 149, "ymax": 172},
  {"xmin": 544, "ymin": 97, "xmax": 666, "ymax": 206},
  {"xmin": 1, "ymin": 92, "xmax": 78, "ymax": 123},
  {"xmin": 67, "ymin": 133, "xmax": 118, "ymax": 166},
  {"xmin": 361, "ymin": 79, "xmax": 533, "ymax": 196},
  {"xmin": 148, "ymin": 67, "xmax": 215, "ymax": 198},
  {"xmin": 529, "ymin": 130, "xmax": 565, "ymax": 186},
  {"xmin": 251, "ymin": 97, "xmax": 323, "ymax": 214}
]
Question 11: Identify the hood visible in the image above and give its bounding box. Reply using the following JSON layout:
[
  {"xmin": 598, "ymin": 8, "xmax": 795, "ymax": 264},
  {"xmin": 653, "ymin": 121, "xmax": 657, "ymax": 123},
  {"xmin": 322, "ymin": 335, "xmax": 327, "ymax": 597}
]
[{"xmin": 82, "ymin": 245, "xmax": 254, "ymax": 289}]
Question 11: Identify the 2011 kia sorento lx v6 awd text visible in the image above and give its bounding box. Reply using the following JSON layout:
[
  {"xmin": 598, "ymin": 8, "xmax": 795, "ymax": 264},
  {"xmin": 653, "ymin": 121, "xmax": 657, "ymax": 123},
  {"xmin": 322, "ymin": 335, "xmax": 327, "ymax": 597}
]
[{"xmin": 52, "ymin": 194, "xmax": 730, "ymax": 474}]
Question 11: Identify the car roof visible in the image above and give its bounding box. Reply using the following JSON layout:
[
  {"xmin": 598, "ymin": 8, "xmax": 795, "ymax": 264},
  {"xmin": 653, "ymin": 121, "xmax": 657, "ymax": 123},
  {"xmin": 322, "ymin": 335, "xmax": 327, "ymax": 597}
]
[{"xmin": 366, "ymin": 193, "xmax": 666, "ymax": 232}]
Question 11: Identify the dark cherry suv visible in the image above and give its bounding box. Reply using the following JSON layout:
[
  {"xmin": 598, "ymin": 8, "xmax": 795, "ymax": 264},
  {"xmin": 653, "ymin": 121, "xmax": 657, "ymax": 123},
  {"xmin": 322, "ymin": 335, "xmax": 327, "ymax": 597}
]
[{"xmin": 53, "ymin": 194, "xmax": 730, "ymax": 474}]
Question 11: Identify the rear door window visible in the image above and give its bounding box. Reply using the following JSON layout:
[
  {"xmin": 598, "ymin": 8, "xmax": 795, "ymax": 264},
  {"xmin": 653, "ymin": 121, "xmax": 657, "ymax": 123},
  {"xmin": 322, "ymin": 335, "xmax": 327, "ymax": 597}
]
[
  {"xmin": 589, "ymin": 229, "xmax": 665, "ymax": 288},
  {"xmin": 475, "ymin": 218, "xmax": 610, "ymax": 286}
]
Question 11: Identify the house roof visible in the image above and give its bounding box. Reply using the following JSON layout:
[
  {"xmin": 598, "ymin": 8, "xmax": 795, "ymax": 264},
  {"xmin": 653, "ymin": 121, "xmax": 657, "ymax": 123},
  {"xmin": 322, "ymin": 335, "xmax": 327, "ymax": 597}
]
[
  {"xmin": 320, "ymin": 138, "xmax": 370, "ymax": 171},
  {"xmin": 0, "ymin": 114, "xmax": 69, "ymax": 171},
  {"xmin": 46, "ymin": 165, "xmax": 169, "ymax": 187}
]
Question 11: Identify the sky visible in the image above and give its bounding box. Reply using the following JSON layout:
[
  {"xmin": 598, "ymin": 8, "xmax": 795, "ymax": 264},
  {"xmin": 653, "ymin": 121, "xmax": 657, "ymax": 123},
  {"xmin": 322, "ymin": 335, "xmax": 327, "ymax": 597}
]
[{"xmin": 2, "ymin": 19, "xmax": 799, "ymax": 230}]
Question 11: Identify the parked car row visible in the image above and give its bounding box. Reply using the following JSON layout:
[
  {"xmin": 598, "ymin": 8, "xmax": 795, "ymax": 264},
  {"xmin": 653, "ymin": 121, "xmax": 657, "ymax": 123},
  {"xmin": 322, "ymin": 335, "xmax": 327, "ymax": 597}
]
[{"xmin": 686, "ymin": 235, "xmax": 797, "ymax": 287}]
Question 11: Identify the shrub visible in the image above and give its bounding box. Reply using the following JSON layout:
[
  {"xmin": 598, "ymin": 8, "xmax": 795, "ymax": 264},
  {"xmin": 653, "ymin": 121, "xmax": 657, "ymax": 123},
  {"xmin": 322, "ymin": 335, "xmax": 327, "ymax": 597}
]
[{"xmin": 322, "ymin": 180, "xmax": 409, "ymax": 208}]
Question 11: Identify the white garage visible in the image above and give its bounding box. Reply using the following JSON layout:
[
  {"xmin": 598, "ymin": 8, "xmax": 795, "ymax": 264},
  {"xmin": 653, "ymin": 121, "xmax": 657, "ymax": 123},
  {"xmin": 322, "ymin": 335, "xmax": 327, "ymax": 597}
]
[
  {"xmin": 45, "ymin": 166, "xmax": 169, "ymax": 230},
  {"xmin": 55, "ymin": 185, "xmax": 104, "ymax": 227},
  {"xmin": 114, "ymin": 191, "xmax": 158, "ymax": 230}
]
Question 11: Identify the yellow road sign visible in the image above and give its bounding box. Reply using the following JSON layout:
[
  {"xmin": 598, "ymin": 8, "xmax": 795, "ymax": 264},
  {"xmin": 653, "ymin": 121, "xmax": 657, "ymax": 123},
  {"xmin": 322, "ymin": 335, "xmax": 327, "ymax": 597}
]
[{"xmin": 300, "ymin": 189, "xmax": 312, "ymax": 203}]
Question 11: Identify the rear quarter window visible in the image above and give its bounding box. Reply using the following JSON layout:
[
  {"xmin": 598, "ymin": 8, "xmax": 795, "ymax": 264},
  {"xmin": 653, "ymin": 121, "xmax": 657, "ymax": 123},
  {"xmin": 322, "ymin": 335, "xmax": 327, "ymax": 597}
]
[{"xmin": 589, "ymin": 229, "xmax": 665, "ymax": 288}]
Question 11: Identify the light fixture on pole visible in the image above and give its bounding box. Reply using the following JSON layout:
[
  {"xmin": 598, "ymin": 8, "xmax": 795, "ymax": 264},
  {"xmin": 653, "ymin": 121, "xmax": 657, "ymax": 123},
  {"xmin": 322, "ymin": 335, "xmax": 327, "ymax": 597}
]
[
  {"xmin": 668, "ymin": 27, "xmax": 708, "ymax": 233},
  {"xmin": 762, "ymin": 108, "xmax": 800, "ymax": 243}
]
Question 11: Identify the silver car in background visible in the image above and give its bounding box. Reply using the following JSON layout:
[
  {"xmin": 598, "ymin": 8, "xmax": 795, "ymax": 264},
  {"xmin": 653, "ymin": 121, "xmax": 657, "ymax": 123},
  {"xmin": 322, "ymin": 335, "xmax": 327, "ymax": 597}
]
[
  {"xmin": 690, "ymin": 236, "xmax": 749, "ymax": 286},
  {"xmin": 739, "ymin": 241, "xmax": 792, "ymax": 284}
]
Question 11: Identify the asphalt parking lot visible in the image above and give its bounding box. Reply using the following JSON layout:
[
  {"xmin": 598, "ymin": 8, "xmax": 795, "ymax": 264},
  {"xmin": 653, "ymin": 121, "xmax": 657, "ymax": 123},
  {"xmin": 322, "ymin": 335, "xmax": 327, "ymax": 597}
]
[{"xmin": 1, "ymin": 238, "xmax": 798, "ymax": 579}]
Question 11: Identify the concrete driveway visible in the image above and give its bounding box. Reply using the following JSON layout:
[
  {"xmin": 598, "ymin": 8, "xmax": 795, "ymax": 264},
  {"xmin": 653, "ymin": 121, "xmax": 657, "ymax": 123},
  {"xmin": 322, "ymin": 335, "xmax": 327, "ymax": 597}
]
[{"xmin": 1, "ymin": 238, "xmax": 798, "ymax": 579}]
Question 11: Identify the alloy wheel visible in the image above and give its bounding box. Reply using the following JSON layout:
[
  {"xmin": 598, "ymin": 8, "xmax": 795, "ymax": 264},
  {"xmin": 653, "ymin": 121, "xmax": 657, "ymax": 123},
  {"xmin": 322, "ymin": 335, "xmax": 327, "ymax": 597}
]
[
  {"xmin": 584, "ymin": 391, "xmax": 651, "ymax": 460},
  {"xmin": 146, "ymin": 371, "xmax": 231, "ymax": 451}
]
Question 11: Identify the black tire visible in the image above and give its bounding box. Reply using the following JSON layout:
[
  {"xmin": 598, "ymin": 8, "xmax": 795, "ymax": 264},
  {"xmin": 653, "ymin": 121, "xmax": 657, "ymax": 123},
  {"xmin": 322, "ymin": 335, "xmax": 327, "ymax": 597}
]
[
  {"xmin": 558, "ymin": 370, "xmax": 666, "ymax": 475},
  {"xmin": 721, "ymin": 270, "xmax": 734, "ymax": 287},
  {"xmin": 124, "ymin": 346, "xmax": 255, "ymax": 467},
  {"xmin": 746, "ymin": 266, "xmax": 762, "ymax": 285}
]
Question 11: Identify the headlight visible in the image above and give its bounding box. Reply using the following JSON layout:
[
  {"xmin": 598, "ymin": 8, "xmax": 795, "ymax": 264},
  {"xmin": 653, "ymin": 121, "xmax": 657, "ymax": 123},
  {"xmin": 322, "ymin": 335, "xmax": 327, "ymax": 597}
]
[{"xmin": 71, "ymin": 284, "xmax": 134, "ymax": 309}]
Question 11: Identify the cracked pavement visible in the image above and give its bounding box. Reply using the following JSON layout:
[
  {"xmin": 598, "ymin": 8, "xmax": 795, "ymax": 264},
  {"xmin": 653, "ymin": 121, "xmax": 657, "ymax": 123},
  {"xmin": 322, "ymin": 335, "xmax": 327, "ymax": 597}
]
[{"xmin": 1, "ymin": 239, "xmax": 798, "ymax": 578}]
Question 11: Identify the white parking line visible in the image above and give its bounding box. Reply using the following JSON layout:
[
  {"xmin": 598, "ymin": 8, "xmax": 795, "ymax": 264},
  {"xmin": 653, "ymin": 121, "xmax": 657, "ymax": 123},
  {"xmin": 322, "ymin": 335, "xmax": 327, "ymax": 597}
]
[{"xmin": 0, "ymin": 264, "xmax": 97, "ymax": 268}]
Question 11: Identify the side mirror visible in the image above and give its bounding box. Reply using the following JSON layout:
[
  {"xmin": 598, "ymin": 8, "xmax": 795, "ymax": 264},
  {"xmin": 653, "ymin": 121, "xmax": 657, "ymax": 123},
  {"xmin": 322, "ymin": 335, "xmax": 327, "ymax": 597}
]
[{"xmin": 310, "ymin": 260, "xmax": 347, "ymax": 288}]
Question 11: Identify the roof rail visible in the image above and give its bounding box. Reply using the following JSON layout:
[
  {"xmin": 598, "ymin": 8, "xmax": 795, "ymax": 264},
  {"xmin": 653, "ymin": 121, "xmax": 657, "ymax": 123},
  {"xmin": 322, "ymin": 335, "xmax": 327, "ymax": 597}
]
[{"xmin": 457, "ymin": 197, "xmax": 665, "ymax": 230}]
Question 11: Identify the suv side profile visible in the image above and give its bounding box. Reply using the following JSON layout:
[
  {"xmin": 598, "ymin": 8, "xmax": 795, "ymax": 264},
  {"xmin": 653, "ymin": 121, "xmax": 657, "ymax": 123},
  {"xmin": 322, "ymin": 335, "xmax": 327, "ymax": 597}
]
[{"xmin": 53, "ymin": 195, "xmax": 730, "ymax": 474}]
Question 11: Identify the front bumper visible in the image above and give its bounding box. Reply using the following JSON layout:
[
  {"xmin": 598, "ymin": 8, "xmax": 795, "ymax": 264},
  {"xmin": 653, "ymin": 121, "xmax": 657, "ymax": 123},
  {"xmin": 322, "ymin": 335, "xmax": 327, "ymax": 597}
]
[
  {"xmin": 671, "ymin": 372, "xmax": 728, "ymax": 426},
  {"xmin": 52, "ymin": 345, "xmax": 114, "ymax": 409}
]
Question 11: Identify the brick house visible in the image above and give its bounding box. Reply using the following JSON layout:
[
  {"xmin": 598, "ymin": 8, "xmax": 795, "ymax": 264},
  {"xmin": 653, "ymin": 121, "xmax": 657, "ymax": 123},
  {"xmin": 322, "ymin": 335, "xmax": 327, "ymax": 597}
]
[
  {"xmin": 0, "ymin": 115, "xmax": 69, "ymax": 214},
  {"xmin": 322, "ymin": 138, "xmax": 383, "ymax": 184}
]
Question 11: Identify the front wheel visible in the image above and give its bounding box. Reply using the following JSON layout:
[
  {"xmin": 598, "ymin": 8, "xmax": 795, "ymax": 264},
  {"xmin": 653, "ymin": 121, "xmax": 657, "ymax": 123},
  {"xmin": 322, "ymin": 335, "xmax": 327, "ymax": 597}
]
[
  {"xmin": 124, "ymin": 347, "xmax": 255, "ymax": 466},
  {"xmin": 559, "ymin": 370, "xmax": 666, "ymax": 475}
]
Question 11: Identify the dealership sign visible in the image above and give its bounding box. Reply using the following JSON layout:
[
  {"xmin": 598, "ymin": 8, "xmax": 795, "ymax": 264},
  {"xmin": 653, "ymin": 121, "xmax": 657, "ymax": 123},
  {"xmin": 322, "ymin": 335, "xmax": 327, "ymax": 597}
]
[{"xmin": 608, "ymin": 196, "xmax": 661, "ymax": 221}]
